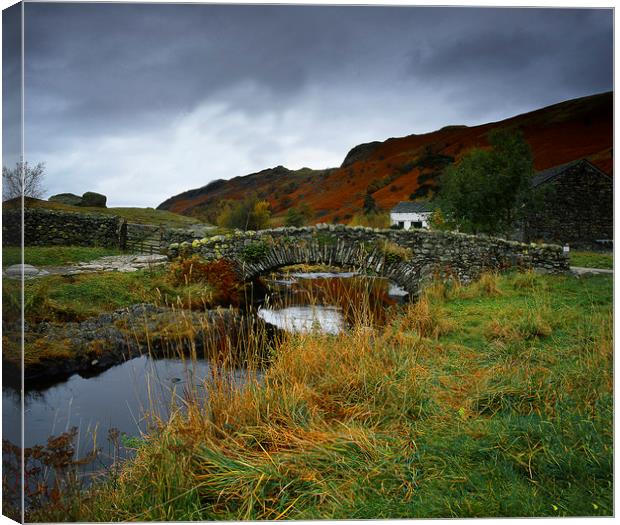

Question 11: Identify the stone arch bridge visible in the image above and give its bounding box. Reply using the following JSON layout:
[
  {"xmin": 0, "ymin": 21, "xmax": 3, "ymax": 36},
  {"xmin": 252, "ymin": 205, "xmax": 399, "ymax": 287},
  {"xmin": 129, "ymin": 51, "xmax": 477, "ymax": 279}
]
[{"xmin": 167, "ymin": 225, "xmax": 569, "ymax": 297}]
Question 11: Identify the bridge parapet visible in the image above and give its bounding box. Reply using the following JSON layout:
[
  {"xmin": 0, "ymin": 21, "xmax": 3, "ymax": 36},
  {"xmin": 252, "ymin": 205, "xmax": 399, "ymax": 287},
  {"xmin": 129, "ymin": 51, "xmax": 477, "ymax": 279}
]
[{"xmin": 167, "ymin": 224, "xmax": 569, "ymax": 297}]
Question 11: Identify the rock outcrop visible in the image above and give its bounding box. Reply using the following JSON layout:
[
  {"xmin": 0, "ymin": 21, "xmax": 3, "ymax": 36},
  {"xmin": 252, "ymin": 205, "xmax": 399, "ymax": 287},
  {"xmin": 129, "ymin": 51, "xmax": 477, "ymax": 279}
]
[
  {"xmin": 80, "ymin": 191, "xmax": 107, "ymax": 208},
  {"xmin": 49, "ymin": 192, "xmax": 83, "ymax": 206}
]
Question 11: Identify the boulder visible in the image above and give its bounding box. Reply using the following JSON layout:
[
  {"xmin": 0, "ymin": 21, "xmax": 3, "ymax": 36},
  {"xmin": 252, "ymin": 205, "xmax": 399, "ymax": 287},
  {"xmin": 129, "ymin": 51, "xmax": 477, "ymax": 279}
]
[
  {"xmin": 4, "ymin": 264, "xmax": 49, "ymax": 279},
  {"xmin": 80, "ymin": 192, "xmax": 107, "ymax": 208},
  {"xmin": 49, "ymin": 193, "xmax": 83, "ymax": 206}
]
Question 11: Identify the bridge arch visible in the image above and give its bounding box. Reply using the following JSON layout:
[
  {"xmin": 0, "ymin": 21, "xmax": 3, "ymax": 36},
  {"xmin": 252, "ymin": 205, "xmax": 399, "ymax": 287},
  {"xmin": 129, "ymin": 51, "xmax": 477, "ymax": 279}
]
[{"xmin": 234, "ymin": 237, "xmax": 423, "ymax": 295}]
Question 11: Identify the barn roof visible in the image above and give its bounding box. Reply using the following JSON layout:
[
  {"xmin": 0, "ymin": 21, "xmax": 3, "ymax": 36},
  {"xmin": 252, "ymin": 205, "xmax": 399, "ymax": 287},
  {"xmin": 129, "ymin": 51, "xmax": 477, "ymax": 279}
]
[
  {"xmin": 531, "ymin": 159, "xmax": 610, "ymax": 188},
  {"xmin": 391, "ymin": 201, "xmax": 435, "ymax": 213}
]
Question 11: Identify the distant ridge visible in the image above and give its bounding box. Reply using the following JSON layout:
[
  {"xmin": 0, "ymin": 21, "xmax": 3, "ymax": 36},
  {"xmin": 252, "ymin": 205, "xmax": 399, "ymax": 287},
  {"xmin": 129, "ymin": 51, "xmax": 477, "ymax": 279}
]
[{"xmin": 158, "ymin": 91, "xmax": 612, "ymax": 225}]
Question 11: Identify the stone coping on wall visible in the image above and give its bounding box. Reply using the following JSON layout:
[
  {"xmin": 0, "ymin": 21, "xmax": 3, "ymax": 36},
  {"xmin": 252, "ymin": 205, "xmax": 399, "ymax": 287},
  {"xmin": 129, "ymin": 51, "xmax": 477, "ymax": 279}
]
[{"xmin": 167, "ymin": 223, "xmax": 568, "ymax": 254}]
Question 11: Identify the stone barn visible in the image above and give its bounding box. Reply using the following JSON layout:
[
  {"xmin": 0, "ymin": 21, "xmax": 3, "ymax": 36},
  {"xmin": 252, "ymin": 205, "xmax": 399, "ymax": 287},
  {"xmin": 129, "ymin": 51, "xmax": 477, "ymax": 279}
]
[{"xmin": 522, "ymin": 159, "xmax": 612, "ymax": 250}]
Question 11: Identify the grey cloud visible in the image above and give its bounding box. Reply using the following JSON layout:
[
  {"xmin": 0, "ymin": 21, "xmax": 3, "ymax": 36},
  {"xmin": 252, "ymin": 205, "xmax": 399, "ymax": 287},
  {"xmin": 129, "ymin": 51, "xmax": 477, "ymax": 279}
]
[
  {"xmin": 6, "ymin": 3, "xmax": 613, "ymax": 206},
  {"xmin": 3, "ymin": 3, "xmax": 23, "ymax": 168}
]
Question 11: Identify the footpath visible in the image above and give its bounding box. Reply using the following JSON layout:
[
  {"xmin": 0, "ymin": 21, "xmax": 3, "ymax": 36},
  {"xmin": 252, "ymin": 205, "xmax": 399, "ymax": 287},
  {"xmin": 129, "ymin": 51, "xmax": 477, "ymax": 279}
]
[{"xmin": 3, "ymin": 254, "xmax": 168, "ymax": 279}]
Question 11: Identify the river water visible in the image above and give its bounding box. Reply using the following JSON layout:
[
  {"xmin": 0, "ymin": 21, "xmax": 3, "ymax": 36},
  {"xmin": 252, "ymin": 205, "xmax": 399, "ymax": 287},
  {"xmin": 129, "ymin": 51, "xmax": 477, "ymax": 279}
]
[{"xmin": 3, "ymin": 271, "xmax": 407, "ymax": 471}]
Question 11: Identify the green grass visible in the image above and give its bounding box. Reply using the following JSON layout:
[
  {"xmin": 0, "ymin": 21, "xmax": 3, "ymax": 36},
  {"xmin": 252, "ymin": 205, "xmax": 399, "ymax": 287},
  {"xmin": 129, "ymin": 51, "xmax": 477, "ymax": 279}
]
[
  {"xmin": 3, "ymin": 267, "xmax": 217, "ymax": 367},
  {"xmin": 106, "ymin": 207, "xmax": 205, "ymax": 226},
  {"xmin": 569, "ymin": 250, "xmax": 613, "ymax": 269},
  {"xmin": 28, "ymin": 270, "xmax": 612, "ymax": 521},
  {"xmin": 7, "ymin": 197, "xmax": 205, "ymax": 227},
  {"xmin": 6, "ymin": 268, "xmax": 216, "ymax": 324},
  {"xmin": 2, "ymin": 246, "xmax": 121, "ymax": 267}
]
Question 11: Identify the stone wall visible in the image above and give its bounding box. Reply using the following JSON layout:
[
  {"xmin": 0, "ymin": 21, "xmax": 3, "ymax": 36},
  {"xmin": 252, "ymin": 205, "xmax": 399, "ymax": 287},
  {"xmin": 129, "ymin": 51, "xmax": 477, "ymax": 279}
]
[
  {"xmin": 524, "ymin": 163, "xmax": 613, "ymax": 250},
  {"xmin": 162, "ymin": 227, "xmax": 203, "ymax": 246},
  {"xmin": 2, "ymin": 207, "xmax": 121, "ymax": 247},
  {"xmin": 168, "ymin": 224, "xmax": 569, "ymax": 296}
]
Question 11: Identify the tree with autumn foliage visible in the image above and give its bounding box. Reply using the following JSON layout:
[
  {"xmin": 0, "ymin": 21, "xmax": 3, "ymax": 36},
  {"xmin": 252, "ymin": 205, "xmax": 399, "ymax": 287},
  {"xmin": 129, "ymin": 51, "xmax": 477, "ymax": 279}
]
[
  {"xmin": 285, "ymin": 202, "xmax": 313, "ymax": 227},
  {"xmin": 216, "ymin": 193, "xmax": 271, "ymax": 230}
]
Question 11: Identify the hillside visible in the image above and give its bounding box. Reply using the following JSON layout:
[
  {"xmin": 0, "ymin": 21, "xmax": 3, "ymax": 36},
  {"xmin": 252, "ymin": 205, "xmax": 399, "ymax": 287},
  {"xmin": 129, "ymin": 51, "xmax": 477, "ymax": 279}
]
[
  {"xmin": 158, "ymin": 91, "xmax": 612, "ymax": 224},
  {"xmin": 7, "ymin": 197, "xmax": 205, "ymax": 227}
]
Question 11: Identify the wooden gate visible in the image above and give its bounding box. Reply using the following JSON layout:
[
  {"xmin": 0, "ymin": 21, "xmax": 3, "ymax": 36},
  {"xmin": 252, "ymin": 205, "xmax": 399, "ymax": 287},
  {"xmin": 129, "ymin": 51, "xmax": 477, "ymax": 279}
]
[{"xmin": 123, "ymin": 222, "xmax": 164, "ymax": 254}]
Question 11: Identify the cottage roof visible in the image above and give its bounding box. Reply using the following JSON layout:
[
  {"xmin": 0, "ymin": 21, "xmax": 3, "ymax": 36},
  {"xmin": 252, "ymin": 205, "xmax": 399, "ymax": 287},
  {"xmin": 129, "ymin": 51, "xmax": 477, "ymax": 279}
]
[
  {"xmin": 391, "ymin": 201, "xmax": 435, "ymax": 213},
  {"xmin": 531, "ymin": 159, "xmax": 610, "ymax": 188}
]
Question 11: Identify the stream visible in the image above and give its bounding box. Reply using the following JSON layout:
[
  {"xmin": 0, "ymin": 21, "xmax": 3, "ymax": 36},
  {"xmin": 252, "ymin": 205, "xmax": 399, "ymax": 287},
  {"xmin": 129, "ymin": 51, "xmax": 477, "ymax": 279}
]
[{"xmin": 3, "ymin": 270, "xmax": 407, "ymax": 478}]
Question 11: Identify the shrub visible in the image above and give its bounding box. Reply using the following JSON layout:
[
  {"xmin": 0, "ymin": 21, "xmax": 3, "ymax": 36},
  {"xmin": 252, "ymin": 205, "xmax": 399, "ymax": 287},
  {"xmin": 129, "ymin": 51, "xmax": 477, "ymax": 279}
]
[
  {"xmin": 168, "ymin": 256, "xmax": 242, "ymax": 306},
  {"xmin": 412, "ymin": 146, "xmax": 454, "ymax": 170},
  {"xmin": 409, "ymin": 184, "xmax": 435, "ymax": 201},
  {"xmin": 349, "ymin": 212, "xmax": 390, "ymax": 229},
  {"xmin": 241, "ymin": 241, "xmax": 269, "ymax": 263},
  {"xmin": 377, "ymin": 239, "xmax": 412, "ymax": 263},
  {"xmin": 285, "ymin": 203, "xmax": 313, "ymax": 227}
]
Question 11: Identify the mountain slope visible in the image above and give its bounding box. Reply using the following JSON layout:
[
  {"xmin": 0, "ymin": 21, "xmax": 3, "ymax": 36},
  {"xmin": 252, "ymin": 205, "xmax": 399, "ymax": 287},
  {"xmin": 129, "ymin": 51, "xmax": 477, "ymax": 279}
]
[{"xmin": 158, "ymin": 91, "xmax": 612, "ymax": 224}]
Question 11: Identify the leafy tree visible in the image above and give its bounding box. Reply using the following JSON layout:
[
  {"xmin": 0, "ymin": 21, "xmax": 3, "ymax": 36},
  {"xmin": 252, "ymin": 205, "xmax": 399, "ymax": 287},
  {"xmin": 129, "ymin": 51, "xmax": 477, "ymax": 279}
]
[
  {"xmin": 363, "ymin": 193, "xmax": 379, "ymax": 215},
  {"xmin": 437, "ymin": 129, "xmax": 534, "ymax": 235},
  {"xmin": 428, "ymin": 207, "xmax": 453, "ymax": 231},
  {"xmin": 284, "ymin": 203, "xmax": 312, "ymax": 227},
  {"xmin": 216, "ymin": 194, "xmax": 271, "ymax": 230},
  {"xmin": 2, "ymin": 161, "xmax": 46, "ymax": 200},
  {"xmin": 250, "ymin": 200, "xmax": 271, "ymax": 230}
]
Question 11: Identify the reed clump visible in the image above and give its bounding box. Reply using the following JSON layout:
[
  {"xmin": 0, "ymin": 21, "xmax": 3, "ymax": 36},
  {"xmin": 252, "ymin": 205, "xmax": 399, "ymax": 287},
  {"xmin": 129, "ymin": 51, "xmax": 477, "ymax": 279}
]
[{"xmin": 398, "ymin": 295, "xmax": 454, "ymax": 339}]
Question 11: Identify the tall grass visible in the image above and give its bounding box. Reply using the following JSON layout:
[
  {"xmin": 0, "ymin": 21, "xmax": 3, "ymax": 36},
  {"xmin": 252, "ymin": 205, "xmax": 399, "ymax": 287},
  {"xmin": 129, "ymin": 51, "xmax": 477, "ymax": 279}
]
[{"xmin": 24, "ymin": 270, "xmax": 613, "ymax": 521}]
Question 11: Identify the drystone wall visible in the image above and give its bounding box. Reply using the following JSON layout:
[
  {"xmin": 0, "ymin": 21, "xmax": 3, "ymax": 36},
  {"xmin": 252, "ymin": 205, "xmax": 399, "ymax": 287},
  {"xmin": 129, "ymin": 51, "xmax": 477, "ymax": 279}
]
[
  {"xmin": 168, "ymin": 224, "xmax": 569, "ymax": 297},
  {"xmin": 162, "ymin": 227, "xmax": 203, "ymax": 246},
  {"xmin": 2, "ymin": 207, "xmax": 121, "ymax": 247},
  {"xmin": 524, "ymin": 163, "xmax": 613, "ymax": 250}
]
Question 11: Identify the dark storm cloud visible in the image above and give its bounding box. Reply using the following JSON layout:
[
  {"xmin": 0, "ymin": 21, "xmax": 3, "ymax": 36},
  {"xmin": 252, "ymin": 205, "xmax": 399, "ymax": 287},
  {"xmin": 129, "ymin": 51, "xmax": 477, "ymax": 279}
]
[
  {"xmin": 410, "ymin": 9, "xmax": 612, "ymax": 98},
  {"xmin": 25, "ymin": 4, "xmax": 361, "ymax": 128},
  {"xmin": 13, "ymin": 3, "xmax": 613, "ymax": 206}
]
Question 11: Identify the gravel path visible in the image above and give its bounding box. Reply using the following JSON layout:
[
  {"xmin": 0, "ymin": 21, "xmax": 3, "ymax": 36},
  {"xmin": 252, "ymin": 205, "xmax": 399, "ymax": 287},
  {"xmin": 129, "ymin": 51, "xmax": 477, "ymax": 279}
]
[
  {"xmin": 570, "ymin": 266, "xmax": 614, "ymax": 276},
  {"xmin": 4, "ymin": 254, "xmax": 168, "ymax": 279}
]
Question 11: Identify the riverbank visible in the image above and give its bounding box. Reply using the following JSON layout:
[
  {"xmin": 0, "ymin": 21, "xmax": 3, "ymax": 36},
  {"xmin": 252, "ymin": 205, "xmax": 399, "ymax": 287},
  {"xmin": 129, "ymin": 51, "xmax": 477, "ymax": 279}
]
[
  {"xmin": 3, "ymin": 304, "xmax": 250, "ymax": 385},
  {"xmin": 2, "ymin": 253, "xmax": 255, "ymax": 384},
  {"xmin": 27, "ymin": 270, "xmax": 612, "ymax": 520}
]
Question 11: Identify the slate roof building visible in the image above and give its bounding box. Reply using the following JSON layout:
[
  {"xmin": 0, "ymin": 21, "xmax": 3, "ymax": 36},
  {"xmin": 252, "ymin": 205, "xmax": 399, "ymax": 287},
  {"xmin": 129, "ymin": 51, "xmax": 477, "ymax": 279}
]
[
  {"xmin": 390, "ymin": 201, "xmax": 435, "ymax": 229},
  {"xmin": 522, "ymin": 159, "xmax": 612, "ymax": 249}
]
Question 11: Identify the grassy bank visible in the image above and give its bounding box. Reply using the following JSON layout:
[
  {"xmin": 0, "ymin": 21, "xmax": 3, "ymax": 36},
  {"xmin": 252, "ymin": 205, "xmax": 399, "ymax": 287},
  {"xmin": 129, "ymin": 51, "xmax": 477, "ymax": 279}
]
[
  {"xmin": 569, "ymin": 250, "xmax": 613, "ymax": 269},
  {"xmin": 2, "ymin": 246, "xmax": 121, "ymax": 267},
  {"xmin": 3, "ymin": 257, "xmax": 246, "ymax": 368},
  {"xmin": 30, "ymin": 270, "xmax": 612, "ymax": 521},
  {"xmin": 6, "ymin": 197, "xmax": 205, "ymax": 227}
]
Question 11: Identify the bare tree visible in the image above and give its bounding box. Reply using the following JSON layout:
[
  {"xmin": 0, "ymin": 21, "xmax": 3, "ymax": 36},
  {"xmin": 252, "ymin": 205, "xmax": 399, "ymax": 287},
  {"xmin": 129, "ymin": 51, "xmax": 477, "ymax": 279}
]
[{"xmin": 2, "ymin": 161, "xmax": 46, "ymax": 201}]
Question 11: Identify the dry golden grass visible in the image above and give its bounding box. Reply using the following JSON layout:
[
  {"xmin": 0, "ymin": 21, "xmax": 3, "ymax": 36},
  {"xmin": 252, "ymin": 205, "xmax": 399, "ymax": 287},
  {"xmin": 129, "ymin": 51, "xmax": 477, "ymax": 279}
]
[{"xmin": 398, "ymin": 295, "xmax": 454, "ymax": 338}]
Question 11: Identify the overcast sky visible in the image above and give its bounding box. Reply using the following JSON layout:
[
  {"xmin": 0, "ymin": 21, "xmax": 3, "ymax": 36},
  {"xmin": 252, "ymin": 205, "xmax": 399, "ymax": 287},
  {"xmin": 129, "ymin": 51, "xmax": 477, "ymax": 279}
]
[{"xmin": 2, "ymin": 3, "xmax": 613, "ymax": 207}]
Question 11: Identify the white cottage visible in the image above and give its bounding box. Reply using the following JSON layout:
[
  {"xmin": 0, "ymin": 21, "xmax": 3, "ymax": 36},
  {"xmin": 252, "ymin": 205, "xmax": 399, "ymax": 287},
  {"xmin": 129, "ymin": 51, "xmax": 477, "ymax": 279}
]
[{"xmin": 390, "ymin": 201, "xmax": 434, "ymax": 230}]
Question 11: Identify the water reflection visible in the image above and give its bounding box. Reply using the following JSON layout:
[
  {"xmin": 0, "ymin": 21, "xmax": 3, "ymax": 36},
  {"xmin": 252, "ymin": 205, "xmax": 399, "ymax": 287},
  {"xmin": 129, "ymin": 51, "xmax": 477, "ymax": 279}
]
[
  {"xmin": 258, "ymin": 270, "xmax": 406, "ymax": 333},
  {"xmin": 258, "ymin": 305, "xmax": 344, "ymax": 335},
  {"xmin": 3, "ymin": 356, "xmax": 257, "ymax": 455}
]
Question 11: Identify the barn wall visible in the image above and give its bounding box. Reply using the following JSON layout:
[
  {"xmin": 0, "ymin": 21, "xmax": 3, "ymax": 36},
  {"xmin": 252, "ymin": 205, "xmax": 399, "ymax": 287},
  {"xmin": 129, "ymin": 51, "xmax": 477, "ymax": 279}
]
[{"xmin": 524, "ymin": 164, "xmax": 613, "ymax": 250}]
